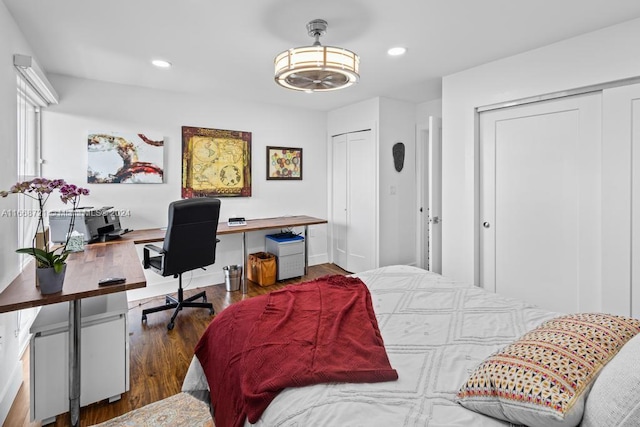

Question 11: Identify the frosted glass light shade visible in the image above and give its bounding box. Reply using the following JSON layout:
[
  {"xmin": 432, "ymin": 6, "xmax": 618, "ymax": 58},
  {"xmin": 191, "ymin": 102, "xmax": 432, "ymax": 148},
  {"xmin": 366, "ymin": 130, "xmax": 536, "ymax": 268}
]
[{"xmin": 274, "ymin": 45, "xmax": 360, "ymax": 92}]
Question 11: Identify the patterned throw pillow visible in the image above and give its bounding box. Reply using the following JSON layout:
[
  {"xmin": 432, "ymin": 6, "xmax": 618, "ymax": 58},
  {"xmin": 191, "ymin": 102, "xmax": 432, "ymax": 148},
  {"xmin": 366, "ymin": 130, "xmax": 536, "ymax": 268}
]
[{"xmin": 456, "ymin": 313, "xmax": 640, "ymax": 427}]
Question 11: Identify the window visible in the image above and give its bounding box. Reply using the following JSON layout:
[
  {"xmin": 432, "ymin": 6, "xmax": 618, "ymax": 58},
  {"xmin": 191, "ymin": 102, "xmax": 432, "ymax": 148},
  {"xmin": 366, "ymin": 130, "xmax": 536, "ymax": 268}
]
[
  {"xmin": 15, "ymin": 73, "xmax": 46, "ymax": 355},
  {"xmin": 16, "ymin": 75, "xmax": 42, "ymax": 261}
]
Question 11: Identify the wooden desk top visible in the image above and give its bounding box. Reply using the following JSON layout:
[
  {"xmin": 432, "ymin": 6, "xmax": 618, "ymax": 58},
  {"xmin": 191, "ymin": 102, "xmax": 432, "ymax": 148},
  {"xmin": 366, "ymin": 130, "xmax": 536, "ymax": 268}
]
[
  {"xmin": 0, "ymin": 241, "xmax": 146, "ymax": 313},
  {"xmin": 122, "ymin": 215, "xmax": 328, "ymax": 244},
  {"xmin": 0, "ymin": 215, "xmax": 327, "ymax": 313}
]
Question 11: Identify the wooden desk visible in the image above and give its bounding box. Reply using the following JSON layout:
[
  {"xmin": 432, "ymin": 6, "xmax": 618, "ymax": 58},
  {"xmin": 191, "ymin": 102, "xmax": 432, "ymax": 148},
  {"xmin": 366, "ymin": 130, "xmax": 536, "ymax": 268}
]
[
  {"xmin": 122, "ymin": 215, "xmax": 327, "ymax": 293},
  {"xmin": 122, "ymin": 215, "xmax": 327, "ymax": 241},
  {"xmin": 0, "ymin": 215, "xmax": 326, "ymax": 425},
  {"xmin": 0, "ymin": 242, "xmax": 146, "ymax": 312},
  {"xmin": 0, "ymin": 242, "xmax": 146, "ymax": 427}
]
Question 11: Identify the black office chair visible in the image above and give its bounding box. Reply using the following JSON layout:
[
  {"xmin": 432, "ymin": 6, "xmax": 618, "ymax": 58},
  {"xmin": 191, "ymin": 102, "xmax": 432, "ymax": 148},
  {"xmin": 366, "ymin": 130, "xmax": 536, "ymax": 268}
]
[{"xmin": 141, "ymin": 197, "xmax": 221, "ymax": 330}]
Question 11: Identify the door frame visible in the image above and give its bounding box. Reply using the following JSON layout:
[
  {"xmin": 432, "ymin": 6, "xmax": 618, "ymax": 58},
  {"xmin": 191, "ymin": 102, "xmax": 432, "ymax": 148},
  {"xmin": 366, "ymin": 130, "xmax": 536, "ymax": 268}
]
[
  {"xmin": 416, "ymin": 125, "xmax": 429, "ymax": 269},
  {"xmin": 416, "ymin": 116, "xmax": 442, "ymax": 272}
]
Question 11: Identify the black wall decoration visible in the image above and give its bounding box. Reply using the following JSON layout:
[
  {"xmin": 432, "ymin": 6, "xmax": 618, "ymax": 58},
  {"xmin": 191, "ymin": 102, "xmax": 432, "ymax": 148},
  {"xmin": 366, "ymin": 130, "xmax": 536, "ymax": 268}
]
[{"xmin": 392, "ymin": 142, "xmax": 405, "ymax": 172}]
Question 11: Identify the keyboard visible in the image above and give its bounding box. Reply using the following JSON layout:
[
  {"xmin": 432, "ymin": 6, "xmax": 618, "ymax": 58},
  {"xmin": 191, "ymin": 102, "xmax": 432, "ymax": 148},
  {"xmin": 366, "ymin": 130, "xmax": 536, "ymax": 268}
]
[{"xmin": 227, "ymin": 217, "xmax": 246, "ymax": 226}]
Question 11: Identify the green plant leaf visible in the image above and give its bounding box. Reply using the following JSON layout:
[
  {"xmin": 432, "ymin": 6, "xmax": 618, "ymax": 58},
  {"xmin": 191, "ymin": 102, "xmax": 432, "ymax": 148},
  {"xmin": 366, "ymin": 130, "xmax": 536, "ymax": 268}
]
[{"xmin": 16, "ymin": 246, "xmax": 69, "ymax": 269}]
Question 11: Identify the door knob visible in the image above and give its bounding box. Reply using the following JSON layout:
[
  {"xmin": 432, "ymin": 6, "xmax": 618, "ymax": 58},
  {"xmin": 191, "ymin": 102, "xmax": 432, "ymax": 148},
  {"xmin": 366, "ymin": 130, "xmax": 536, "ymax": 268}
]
[{"xmin": 483, "ymin": 221, "xmax": 490, "ymax": 228}]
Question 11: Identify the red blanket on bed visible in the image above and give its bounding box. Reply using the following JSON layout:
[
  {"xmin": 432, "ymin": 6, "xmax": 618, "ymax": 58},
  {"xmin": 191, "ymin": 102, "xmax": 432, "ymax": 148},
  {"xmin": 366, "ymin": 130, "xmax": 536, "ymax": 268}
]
[{"xmin": 194, "ymin": 275, "xmax": 398, "ymax": 427}]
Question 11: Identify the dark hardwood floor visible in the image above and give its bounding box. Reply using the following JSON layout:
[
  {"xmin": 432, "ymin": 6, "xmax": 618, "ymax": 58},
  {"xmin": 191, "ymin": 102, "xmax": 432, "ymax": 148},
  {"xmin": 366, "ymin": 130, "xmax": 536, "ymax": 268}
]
[{"xmin": 4, "ymin": 263, "xmax": 348, "ymax": 427}]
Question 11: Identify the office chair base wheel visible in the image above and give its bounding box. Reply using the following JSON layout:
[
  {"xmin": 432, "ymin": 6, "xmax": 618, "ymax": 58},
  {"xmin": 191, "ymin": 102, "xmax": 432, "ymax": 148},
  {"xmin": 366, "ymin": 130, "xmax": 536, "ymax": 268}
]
[{"xmin": 167, "ymin": 321, "xmax": 175, "ymax": 330}]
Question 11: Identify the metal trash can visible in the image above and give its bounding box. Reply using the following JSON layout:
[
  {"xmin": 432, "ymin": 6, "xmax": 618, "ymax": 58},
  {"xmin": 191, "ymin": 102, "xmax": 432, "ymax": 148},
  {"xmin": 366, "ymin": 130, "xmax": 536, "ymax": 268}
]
[{"xmin": 223, "ymin": 265, "xmax": 242, "ymax": 292}]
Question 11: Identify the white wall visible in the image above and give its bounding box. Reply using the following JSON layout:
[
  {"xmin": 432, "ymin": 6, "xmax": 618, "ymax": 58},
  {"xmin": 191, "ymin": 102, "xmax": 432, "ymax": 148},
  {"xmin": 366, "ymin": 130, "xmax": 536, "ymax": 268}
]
[
  {"xmin": 0, "ymin": 2, "xmax": 38, "ymax": 422},
  {"xmin": 40, "ymin": 75, "xmax": 330, "ymax": 298},
  {"xmin": 442, "ymin": 17, "xmax": 640, "ymax": 285},
  {"xmin": 327, "ymin": 98, "xmax": 379, "ymax": 137},
  {"xmin": 416, "ymin": 98, "xmax": 442, "ymax": 126},
  {"xmin": 378, "ymin": 97, "xmax": 417, "ymax": 266}
]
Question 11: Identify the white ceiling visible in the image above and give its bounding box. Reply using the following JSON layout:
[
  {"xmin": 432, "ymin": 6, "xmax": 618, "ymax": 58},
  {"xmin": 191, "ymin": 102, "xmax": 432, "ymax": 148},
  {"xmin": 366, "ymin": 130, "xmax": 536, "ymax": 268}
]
[{"xmin": 5, "ymin": 0, "xmax": 640, "ymax": 111}]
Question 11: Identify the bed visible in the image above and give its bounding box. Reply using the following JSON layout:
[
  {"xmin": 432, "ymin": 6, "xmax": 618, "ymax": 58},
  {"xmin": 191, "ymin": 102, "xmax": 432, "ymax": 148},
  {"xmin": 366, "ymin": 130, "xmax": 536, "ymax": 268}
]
[{"xmin": 182, "ymin": 265, "xmax": 640, "ymax": 427}]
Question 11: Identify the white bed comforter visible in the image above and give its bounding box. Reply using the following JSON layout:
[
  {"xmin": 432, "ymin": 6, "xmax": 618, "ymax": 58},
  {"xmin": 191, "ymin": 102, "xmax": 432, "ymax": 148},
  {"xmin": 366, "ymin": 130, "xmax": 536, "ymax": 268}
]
[{"xmin": 185, "ymin": 265, "xmax": 559, "ymax": 427}]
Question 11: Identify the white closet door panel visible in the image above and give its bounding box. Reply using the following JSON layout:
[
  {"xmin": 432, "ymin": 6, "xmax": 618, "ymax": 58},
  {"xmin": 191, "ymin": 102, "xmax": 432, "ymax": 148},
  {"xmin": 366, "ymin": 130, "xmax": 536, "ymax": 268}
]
[
  {"xmin": 480, "ymin": 93, "xmax": 601, "ymax": 313},
  {"xmin": 332, "ymin": 134, "xmax": 348, "ymax": 270},
  {"xmin": 602, "ymin": 84, "xmax": 639, "ymax": 316},
  {"xmin": 495, "ymin": 110, "xmax": 580, "ymax": 310},
  {"xmin": 633, "ymin": 103, "xmax": 640, "ymax": 318},
  {"xmin": 347, "ymin": 130, "xmax": 375, "ymax": 272}
]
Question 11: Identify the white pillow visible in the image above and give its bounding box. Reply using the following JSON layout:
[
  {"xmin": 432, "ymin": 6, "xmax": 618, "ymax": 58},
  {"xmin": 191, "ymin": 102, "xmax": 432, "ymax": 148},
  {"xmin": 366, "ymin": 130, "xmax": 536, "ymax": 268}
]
[{"xmin": 582, "ymin": 333, "xmax": 640, "ymax": 427}]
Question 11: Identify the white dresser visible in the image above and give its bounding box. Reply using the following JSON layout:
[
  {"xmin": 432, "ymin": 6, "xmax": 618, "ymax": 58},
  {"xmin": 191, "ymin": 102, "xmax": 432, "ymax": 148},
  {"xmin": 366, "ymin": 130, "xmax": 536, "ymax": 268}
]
[{"xmin": 29, "ymin": 293, "xmax": 129, "ymax": 424}]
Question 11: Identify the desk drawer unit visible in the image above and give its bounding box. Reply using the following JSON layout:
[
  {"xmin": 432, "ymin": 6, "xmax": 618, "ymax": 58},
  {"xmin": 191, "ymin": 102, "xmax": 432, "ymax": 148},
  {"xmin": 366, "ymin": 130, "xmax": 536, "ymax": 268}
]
[
  {"xmin": 29, "ymin": 293, "xmax": 129, "ymax": 424},
  {"xmin": 266, "ymin": 234, "xmax": 305, "ymax": 280}
]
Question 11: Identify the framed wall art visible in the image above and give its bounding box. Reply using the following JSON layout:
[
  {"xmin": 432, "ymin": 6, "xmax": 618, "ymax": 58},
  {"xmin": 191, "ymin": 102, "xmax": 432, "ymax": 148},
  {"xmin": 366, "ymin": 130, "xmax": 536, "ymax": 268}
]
[
  {"xmin": 181, "ymin": 126, "xmax": 252, "ymax": 198},
  {"xmin": 266, "ymin": 146, "xmax": 302, "ymax": 180},
  {"xmin": 87, "ymin": 131, "xmax": 164, "ymax": 183}
]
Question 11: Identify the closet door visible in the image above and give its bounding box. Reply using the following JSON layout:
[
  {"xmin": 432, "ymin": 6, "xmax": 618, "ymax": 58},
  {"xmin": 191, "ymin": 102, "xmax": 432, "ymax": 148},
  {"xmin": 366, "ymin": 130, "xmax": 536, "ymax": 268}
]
[
  {"xmin": 479, "ymin": 93, "xmax": 601, "ymax": 313},
  {"xmin": 331, "ymin": 130, "xmax": 375, "ymax": 273},
  {"xmin": 346, "ymin": 130, "xmax": 375, "ymax": 273},
  {"xmin": 603, "ymin": 83, "xmax": 640, "ymax": 317}
]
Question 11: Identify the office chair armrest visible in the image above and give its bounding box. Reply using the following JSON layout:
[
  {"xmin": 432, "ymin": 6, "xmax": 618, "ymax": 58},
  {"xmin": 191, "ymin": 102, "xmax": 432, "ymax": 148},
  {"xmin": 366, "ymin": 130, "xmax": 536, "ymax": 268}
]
[
  {"xmin": 143, "ymin": 244, "xmax": 164, "ymax": 269},
  {"xmin": 144, "ymin": 244, "xmax": 164, "ymax": 253}
]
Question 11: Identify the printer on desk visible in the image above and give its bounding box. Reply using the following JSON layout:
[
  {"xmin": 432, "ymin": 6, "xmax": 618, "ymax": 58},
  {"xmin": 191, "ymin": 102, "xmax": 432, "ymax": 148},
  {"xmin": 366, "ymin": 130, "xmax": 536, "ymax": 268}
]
[{"xmin": 49, "ymin": 206, "xmax": 124, "ymax": 243}]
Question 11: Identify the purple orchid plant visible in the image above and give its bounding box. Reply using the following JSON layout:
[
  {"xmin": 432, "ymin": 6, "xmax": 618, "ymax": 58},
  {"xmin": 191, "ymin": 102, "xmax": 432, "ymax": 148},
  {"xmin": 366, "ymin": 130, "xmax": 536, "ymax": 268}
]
[{"xmin": 1, "ymin": 178, "xmax": 90, "ymax": 272}]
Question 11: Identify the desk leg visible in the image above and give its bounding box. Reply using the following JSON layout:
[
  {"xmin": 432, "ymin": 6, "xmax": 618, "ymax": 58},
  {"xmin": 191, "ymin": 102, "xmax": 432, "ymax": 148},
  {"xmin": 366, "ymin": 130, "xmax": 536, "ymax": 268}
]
[
  {"xmin": 304, "ymin": 225, "xmax": 309, "ymax": 275},
  {"xmin": 69, "ymin": 300, "xmax": 81, "ymax": 427},
  {"xmin": 241, "ymin": 232, "xmax": 248, "ymax": 294}
]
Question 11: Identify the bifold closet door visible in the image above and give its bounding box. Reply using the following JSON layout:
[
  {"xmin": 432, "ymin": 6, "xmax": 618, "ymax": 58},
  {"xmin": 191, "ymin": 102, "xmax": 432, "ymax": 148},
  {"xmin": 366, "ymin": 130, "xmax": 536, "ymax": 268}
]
[
  {"xmin": 603, "ymin": 83, "xmax": 640, "ymax": 317},
  {"xmin": 331, "ymin": 130, "xmax": 375, "ymax": 273},
  {"xmin": 479, "ymin": 93, "xmax": 601, "ymax": 313}
]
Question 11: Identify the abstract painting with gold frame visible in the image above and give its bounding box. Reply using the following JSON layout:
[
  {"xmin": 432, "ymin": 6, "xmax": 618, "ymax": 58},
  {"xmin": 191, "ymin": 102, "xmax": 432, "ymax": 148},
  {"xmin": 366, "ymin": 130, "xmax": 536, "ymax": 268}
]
[
  {"xmin": 266, "ymin": 146, "xmax": 302, "ymax": 180},
  {"xmin": 181, "ymin": 126, "xmax": 252, "ymax": 198}
]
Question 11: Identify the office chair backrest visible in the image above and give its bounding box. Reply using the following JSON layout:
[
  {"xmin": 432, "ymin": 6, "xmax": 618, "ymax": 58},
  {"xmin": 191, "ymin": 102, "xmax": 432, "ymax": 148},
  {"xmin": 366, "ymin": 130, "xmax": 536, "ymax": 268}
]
[{"xmin": 162, "ymin": 197, "xmax": 221, "ymax": 276}]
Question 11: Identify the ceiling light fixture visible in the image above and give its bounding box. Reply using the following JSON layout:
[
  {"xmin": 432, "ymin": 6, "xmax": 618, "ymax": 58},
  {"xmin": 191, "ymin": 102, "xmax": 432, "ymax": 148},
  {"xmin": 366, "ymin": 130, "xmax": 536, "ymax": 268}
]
[{"xmin": 274, "ymin": 19, "xmax": 360, "ymax": 92}]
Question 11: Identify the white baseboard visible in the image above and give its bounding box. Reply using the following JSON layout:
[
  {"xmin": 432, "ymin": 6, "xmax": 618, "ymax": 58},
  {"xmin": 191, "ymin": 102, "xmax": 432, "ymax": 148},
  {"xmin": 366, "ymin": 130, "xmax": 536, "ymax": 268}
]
[
  {"xmin": 308, "ymin": 253, "xmax": 329, "ymax": 266},
  {"xmin": 0, "ymin": 360, "xmax": 23, "ymax": 426}
]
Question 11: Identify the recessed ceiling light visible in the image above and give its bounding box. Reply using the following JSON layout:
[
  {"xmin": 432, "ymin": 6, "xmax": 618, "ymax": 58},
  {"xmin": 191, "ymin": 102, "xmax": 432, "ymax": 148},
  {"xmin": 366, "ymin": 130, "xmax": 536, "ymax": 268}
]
[
  {"xmin": 152, "ymin": 59, "xmax": 172, "ymax": 68},
  {"xmin": 387, "ymin": 47, "xmax": 407, "ymax": 56}
]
